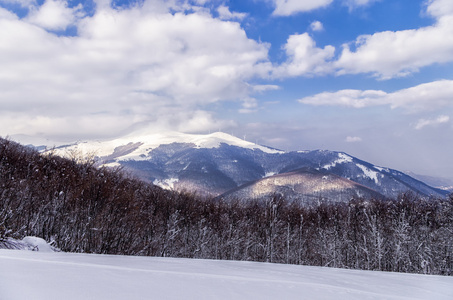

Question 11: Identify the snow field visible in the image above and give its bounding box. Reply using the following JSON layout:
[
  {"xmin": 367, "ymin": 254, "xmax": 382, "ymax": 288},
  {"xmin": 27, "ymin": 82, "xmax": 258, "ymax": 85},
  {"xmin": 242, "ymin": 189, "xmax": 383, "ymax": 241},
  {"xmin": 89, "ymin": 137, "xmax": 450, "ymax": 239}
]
[{"xmin": 1, "ymin": 250, "xmax": 452, "ymax": 300}]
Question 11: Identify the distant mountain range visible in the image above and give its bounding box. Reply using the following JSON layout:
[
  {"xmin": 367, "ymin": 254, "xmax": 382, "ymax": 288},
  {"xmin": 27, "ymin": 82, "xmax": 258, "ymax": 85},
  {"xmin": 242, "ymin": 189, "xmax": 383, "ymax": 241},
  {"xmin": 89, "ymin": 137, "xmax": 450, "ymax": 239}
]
[
  {"xmin": 36, "ymin": 131, "xmax": 449, "ymax": 202},
  {"xmin": 404, "ymin": 171, "xmax": 453, "ymax": 192}
]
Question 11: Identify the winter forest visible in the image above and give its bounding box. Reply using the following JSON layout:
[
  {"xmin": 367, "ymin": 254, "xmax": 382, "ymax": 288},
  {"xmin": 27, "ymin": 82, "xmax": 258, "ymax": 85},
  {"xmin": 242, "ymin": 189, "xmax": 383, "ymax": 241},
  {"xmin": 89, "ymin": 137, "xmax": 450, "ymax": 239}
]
[{"xmin": 1, "ymin": 137, "xmax": 452, "ymax": 275}]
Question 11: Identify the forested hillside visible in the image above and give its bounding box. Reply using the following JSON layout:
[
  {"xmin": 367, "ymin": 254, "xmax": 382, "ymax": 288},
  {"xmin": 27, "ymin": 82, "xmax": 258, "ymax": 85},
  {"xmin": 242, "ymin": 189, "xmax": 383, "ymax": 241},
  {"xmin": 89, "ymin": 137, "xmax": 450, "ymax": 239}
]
[{"xmin": 1, "ymin": 137, "xmax": 452, "ymax": 275}]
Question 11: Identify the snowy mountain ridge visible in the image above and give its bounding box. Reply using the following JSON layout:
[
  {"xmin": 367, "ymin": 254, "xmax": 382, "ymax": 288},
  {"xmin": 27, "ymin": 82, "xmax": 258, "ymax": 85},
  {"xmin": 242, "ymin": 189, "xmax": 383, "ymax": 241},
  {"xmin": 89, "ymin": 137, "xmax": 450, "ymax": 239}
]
[
  {"xmin": 32, "ymin": 131, "xmax": 449, "ymax": 200},
  {"xmin": 48, "ymin": 131, "xmax": 282, "ymax": 166}
]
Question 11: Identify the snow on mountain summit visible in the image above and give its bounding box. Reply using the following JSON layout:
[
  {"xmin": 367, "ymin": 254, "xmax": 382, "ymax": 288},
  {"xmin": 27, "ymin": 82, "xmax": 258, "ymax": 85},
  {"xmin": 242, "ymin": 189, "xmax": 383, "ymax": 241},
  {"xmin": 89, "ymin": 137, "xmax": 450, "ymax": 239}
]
[
  {"xmin": 51, "ymin": 131, "xmax": 283, "ymax": 163},
  {"xmin": 164, "ymin": 131, "xmax": 283, "ymax": 153}
]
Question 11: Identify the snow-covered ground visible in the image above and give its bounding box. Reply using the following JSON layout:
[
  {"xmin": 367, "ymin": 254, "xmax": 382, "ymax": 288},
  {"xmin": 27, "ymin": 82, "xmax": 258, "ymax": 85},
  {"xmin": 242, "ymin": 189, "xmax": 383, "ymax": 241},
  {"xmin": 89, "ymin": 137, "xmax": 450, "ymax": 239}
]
[{"xmin": 1, "ymin": 249, "xmax": 452, "ymax": 300}]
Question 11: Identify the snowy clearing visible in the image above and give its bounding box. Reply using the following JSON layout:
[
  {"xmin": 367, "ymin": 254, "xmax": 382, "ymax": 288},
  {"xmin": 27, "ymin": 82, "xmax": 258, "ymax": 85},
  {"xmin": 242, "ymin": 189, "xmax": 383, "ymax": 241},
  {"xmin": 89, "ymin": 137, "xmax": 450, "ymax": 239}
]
[
  {"xmin": 1, "ymin": 250, "xmax": 452, "ymax": 300},
  {"xmin": 322, "ymin": 153, "xmax": 353, "ymax": 170}
]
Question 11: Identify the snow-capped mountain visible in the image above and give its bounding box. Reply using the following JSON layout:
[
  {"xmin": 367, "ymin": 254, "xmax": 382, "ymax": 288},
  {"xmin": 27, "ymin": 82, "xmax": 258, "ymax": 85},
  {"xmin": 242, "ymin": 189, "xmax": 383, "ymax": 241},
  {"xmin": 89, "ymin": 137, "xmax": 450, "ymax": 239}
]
[
  {"xmin": 44, "ymin": 131, "xmax": 448, "ymax": 200},
  {"xmin": 49, "ymin": 131, "xmax": 281, "ymax": 163}
]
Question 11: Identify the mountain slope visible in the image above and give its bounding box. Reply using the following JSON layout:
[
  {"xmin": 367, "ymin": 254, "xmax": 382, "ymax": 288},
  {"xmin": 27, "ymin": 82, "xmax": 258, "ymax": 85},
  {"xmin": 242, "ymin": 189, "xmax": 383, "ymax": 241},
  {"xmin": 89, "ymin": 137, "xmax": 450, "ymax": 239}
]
[
  {"xmin": 219, "ymin": 167, "xmax": 385, "ymax": 204},
  {"xmin": 45, "ymin": 131, "xmax": 449, "ymax": 200}
]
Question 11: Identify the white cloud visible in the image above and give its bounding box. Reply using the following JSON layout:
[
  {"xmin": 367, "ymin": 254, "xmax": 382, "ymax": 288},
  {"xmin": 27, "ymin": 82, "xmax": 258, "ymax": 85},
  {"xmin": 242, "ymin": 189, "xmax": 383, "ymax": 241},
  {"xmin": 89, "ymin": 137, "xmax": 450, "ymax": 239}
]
[
  {"xmin": 192, "ymin": 0, "xmax": 210, "ymax": 4},
  {"xmin": 0, "ymin": 6, "xmax": 17, "ymax": 19},
  {"xmin": 217, "ymin": 5, "xmax": 247, "ymax": 21},
  {"xmin": 273, "ymin": 33, "xmax": 335, "ymax": 77},
  {"xmin": 343, "ymin": 0, "xmax": 380, "ymax": 9},
  {"xmin": 0, "ymin": 2, "xmax": 271, "ymax": 138},
  {"xmin": 425, "ymin": 0, "xmax": 453, "ymax": 18},
  {"xmin": 0, "ymin": 113, "xmax": 141, "ymax": 140},
  {"xmin": 335, "ymin": 0, "xmax": 453, "ymax": 79},
  {"xmin": 272, "ymin": 0, "xmax": 333, "ymax": 16},
  {"xmin": 385, "ymin": 80, "xmax": 453, "ymax": 112},
  {"xmin": 173, "ymin": 110, "xmax": 235, "ymax": 133},
  {"xmin": 309, "ymin": 20, "xmax": 323, "ymax": 32},
  {"xmin": 252, "ymin": 85, "xmax": 280, "ymax": 93},
  {"xmin": 345, "ymin": 136, "xmax": 362, "ymax": 142},
  {"xmin": 26, "ymin": 0, "xmax": 83, "ymax": 30},
  {"xmin": 239, "ymin": 97, "xmax": 258, "ymax": 114},
  {"xmin": 415, "ymin": 115, "xmax": 450, "ymax": 130},
  {"xmin": 270, "ymin": 0, "xmax": 379, "ymax": 16},
  {"xmin": 298, "ymin": 80, "xmax": 453, "ymax": 113},
  {"xmin": 268, "ymin": 0, "xmax": 453, "ymax": 80},
  {"xmin": 299, "ymin": 89, "xmax": 387, "ymax": 108}
]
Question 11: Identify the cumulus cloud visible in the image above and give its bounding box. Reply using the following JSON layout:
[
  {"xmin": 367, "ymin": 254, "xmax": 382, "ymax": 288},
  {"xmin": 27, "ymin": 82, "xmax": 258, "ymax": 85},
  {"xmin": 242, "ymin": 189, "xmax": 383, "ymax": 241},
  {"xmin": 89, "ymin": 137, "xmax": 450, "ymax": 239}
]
[
  {"xmin": 0, "ymin": 113, "xmax": 140, "ymax": 140},
  {"xmin": 239, "ymin": 97, "xmax": 259, "ymax": 114},
  {"xmin": 217, "ymin": 5, "xmax": 247, "ymax": 20},
  {"xmin": 309, "ymin": 20, "xmax": 323, "ymax": 32},
  {"xmin": 299, "ymin": 89, "xmax": 386, "ymax": 108},
  {"xmin": 192, "ymin": 0, "xmax": 210, "ymax": 4},
  {"xmin": 269, "ymin": 0, "xmax": 453, "ymax": 80},
  {"xmin": 252, "ymin": 85, "xmax": 280, "ymax": 93},
  {"xmin": 425, "ymin": 0, "xmax": 453, "ymax": 18},
  {"xmin": 271, "ymin": 0, "xmax": 381, "ymax": 16},
  {"xmin": 415, "ymin": 115, "xmax": 450, "ymax": 130},
  {"xmin": 0, "ymin": 1, "xmax": 271, "ymax": 138},
  {"xmin": 271, "ymin": 0, "xmax": 333, "ymax": 16},
  {"xmin": 298, "ymin": 80, "xmax": 453, "ymax": 113},
  {"xmin": 273, "ymin": 33, "xmax": 335, "ymax": 77},
  {"xmin": 335, "ymin": 0, "xmax": 453, "ymax": 79},
  {"xmin": 343, "ymin": 0, "xmax": 380, "ymax": 9},
  {"xmin": 172, "ymin": 110, "xmax": 236, "ymax": 133},
  {"xmin": 25, "ymin": 0, "xmax": 83, "ymax": 31},
  {"xmin": 3, "ymin": 0, "xmax": 453, "ymax": 146}
]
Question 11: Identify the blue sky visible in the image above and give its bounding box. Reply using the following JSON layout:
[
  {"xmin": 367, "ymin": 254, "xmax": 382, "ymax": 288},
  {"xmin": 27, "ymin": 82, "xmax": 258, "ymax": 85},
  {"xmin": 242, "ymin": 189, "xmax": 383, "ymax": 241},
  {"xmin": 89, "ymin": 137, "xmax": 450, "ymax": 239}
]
[{"xmin": 1, "ymin": 0, "xmax": 452, "ymax": 180}]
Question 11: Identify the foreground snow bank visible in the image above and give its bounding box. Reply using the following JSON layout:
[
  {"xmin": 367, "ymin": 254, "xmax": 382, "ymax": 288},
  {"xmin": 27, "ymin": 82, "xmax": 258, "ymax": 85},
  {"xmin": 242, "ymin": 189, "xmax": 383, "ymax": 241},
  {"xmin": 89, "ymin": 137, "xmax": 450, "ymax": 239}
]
[
  {"xmin": 0, "ymin": 250, "xmax": 452, "ymax": 300},
  {"xmin": 0, "ymin": 236, "xmax": 57, "ymax": 252}
]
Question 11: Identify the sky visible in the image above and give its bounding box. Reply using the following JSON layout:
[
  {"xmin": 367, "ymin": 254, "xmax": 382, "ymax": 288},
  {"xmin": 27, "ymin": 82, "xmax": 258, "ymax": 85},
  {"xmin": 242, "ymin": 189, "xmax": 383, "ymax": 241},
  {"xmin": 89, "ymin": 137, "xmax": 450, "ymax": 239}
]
[{"xmin": 0, "ymin": 0, "xmax": 452, "ymax": 180}]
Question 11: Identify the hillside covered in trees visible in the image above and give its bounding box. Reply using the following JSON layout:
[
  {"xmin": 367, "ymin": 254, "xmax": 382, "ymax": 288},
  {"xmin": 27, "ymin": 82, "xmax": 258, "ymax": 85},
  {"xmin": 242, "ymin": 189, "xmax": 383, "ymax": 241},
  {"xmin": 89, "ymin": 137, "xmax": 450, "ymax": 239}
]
[{"xmin": 1, "ymin": 137, "xmax": 452, "ymax": 275}]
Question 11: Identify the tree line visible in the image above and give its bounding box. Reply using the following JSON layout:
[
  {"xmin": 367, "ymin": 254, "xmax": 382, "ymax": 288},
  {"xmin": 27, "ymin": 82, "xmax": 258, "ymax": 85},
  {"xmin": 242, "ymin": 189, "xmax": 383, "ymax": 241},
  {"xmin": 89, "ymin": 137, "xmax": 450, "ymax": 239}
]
[{"xmin": 1, "ymin": 137, "xmax": 452, "ymax": 275}]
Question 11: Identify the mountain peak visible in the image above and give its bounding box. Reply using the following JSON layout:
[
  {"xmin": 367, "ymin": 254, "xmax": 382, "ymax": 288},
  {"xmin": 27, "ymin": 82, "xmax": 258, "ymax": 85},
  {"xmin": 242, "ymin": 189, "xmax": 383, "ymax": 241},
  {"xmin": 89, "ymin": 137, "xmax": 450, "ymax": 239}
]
[
  {"xmin": 49, "ymin": 131, "xmax": 283, "ymax": 163},
  {"xmin": 35, "ymin": 131, "xmax": 448, "ymax": 200}
]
